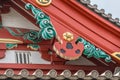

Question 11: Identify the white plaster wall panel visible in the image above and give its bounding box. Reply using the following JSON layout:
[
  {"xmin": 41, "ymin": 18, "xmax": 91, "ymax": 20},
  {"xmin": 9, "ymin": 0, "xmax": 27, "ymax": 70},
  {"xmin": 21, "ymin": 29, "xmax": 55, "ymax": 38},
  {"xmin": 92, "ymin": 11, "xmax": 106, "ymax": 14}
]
[
  {"xmin": 1, "ymin": 8, "xmax": 39, "ymax": 30},
  {"xmin": 0, "ymin": 50, "xmax": 50, "ymax": 64}
]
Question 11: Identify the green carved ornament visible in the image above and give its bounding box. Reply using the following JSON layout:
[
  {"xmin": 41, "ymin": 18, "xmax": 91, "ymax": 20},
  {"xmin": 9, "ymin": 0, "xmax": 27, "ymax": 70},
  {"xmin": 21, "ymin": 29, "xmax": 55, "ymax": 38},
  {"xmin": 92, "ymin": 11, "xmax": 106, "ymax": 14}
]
[
  {"xmin": 6, "ymin": 43, "xmax": 17, "ymax": 49},
  {"xmin": 24, "ymin": 30, "xmax": 42, "ymax": 43},
  {"xmin": 7, "ymin": 3, "xmax": 56, "ymax": 43},
  {"xmin": 25, "ymin": 3, "xmax": 56, "ymax": 41},
  {"xmin": 27, "ymin": 44, "xmax": 40, "ymax": 50},
  {"xmin": 76, "ymin": 37, "xmax": 112, "ymax": 62},
  {"xmin": 40, "ymin": 27, "xmax": 56, "ymax": 40},
  {"xmin": 6, "ymin": 27, "xmax": 24, "ymax": 36},
  {"xmin": 2, "ymin": 3, "xmax": 56, "ymax": 51}
]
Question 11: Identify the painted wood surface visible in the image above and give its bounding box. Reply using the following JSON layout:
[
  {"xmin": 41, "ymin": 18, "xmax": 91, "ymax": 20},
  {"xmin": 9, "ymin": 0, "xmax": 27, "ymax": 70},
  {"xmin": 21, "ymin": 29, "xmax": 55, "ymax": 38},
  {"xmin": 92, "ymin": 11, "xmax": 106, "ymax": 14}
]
[{"xmin": 23, "ymin": 0, "xmax": 120, "ymax": 64}]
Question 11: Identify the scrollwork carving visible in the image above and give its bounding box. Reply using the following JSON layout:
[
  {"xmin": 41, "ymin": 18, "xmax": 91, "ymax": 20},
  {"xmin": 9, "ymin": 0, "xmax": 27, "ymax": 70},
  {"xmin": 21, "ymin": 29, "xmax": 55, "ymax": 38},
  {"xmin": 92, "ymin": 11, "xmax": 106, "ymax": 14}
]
[{"xmin": 76, "ymin": 37, "xmax": 112, "ymax": 62}]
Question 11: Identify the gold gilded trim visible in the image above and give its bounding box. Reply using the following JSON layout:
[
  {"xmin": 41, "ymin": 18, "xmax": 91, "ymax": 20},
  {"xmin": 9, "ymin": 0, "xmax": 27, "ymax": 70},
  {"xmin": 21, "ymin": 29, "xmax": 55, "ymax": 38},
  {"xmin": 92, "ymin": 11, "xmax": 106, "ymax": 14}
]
[
  {"xmin": 63, "ymin": 32, "xmax": 74, "ymax": 42},
  {"xmin": 112, "ymin": 52, "xmax": 120, "ymax": 60},
  {"xmin": 0, "ymin": 38, "xmax": 23, "ymax": 44},
  {"xmin": 36, "ymin": 0, "xmax": 52, "ymax": 6}
]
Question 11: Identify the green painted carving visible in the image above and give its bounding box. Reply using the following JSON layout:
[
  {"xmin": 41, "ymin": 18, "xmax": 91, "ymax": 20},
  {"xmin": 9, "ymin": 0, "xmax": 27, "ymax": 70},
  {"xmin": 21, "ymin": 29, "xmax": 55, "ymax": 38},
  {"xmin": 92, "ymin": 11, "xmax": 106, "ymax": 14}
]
[
  {"xmin": 24, "ymin": 30, "xmax": 41, "ymax": 43},
  {"xmin": 6, "ymin": 27, "xmax": 24, "ymax": 36},
  {"xmin": 76, "ymin": 37, "xmax": 112, "ymax": 62},
  {"xmin": 27, "ymin": 44, "xmax": 40, "ymax": 50},
  {"xmin": 0, "ymin": 3, "xmax": 56, "ymax": 50},
  {"xmin": 5, "ymin": 3, "xmax": 56, "ymax": 44},
  {"xmin": 40, "ymin": 27, "xmax": 56, "ymax": 40},
  {"xmin": 25, "ymin": 3, "xmax": 56, "ymax": 40},
  {"xmin": 6, "ymin": 43, "xmax": 17, "ymax": 49},
  {"xmin": 0, "ymin": 22, "xmax": 2, "ymax": 28},
  {"xmin": 6, "ymin": 27, "xmax": 41, "ymax": 43}
]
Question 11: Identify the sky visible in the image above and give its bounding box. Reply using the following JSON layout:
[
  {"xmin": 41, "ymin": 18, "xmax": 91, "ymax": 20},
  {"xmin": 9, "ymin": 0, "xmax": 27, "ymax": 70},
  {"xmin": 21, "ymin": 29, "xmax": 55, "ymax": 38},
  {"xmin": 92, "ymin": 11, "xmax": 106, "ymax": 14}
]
[{"xmin": 90, "ymin": 0, "xmax": 120, "ymax": 19}]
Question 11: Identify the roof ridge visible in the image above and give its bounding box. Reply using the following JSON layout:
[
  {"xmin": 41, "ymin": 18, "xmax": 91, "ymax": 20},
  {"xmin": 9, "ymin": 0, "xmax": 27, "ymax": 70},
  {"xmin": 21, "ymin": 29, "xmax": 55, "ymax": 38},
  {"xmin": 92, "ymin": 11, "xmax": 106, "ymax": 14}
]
[{"xmin": 78, "ymin": 0, "xmax": 120, "ymax": 27}]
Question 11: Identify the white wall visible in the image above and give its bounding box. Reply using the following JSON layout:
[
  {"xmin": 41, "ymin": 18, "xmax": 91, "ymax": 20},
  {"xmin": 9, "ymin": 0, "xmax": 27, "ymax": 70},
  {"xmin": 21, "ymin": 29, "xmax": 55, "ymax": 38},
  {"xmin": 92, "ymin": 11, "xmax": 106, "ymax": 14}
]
[
  {"xmin": 0, "ymin": 50, "xmax": 50, "ymax": 64},
  {"xmin": 1, "ymin": 8, "xmax": 39, "ymax": 30}
]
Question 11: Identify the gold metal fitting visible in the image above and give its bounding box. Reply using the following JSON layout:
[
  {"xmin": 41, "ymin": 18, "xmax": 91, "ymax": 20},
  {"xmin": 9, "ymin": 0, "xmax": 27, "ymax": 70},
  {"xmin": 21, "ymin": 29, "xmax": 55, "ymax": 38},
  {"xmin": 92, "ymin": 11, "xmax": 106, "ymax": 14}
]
[
  {"xmin": 36, "ymin": 0, "xmax": 52, "ymax": 6},
  {"xmin": 112, "ymin": 52, "xmax": 120, "ymax": 60},
  {"xmin": 27, "ymin": 45, "xmax": 39, "ymax": 51},
  {"xmin": 0, "ymin": 38, "xmax": 23, "ymax": 44},
  {"xmin": 63, "ymin": 32, "xmax": 74, "ymax": 42}
]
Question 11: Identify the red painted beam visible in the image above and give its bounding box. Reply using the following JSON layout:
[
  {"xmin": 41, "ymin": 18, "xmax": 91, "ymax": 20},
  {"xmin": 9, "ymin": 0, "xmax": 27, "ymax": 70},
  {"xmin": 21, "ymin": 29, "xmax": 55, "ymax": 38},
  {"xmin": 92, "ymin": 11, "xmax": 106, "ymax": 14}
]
[{"xmin": 0, "ymin": 1, "xmax": 11, "ymax": 14}]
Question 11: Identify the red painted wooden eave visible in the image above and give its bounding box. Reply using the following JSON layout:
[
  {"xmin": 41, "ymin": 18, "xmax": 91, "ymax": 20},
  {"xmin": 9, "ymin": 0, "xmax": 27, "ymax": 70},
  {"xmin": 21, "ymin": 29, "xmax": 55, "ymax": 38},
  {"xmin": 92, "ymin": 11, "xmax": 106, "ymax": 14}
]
[
  {"xmin": 65, "ymin": 0, "xmax": 120, "ymax": 36},
  {"xmin": 23, "ymin": 0, "xmax": 120, "ymax": 64}
]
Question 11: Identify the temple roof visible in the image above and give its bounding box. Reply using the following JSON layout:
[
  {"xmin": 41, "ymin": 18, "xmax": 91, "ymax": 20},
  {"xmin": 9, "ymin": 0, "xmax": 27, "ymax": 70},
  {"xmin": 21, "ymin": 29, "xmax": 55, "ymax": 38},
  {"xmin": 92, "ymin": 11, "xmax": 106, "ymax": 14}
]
[
  {"xmin": 0, "ymin": 0, "xmax": 120, "ymax": 79},
  {"xmin": 0, "ymin": 67, "xmax": 120, "ymax": 80},
  {"xmin": 77, "ymin": 0, "xmax": 120, "ymax": 27}
]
